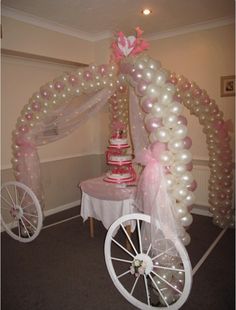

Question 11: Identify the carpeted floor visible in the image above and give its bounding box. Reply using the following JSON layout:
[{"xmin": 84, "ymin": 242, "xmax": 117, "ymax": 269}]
[{"xmin": 1, "ymin": 206, "xmax": 235, "ymax": 310}]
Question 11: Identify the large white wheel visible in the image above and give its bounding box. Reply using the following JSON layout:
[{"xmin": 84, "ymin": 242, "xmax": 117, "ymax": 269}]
[
  {"xmin": 104, "ymin": 213, "xmax": 192, "ymax": 309},
  {"xmin": 1, "ymin": 181, "xmax": 43, "ymax": 242}
]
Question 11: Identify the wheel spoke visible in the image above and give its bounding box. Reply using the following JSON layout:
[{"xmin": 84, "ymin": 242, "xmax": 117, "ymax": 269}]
[
  {"xmin": 149, "ymin": 273, "xmax": 169, "ymax": 307},
  {"xmin": 152, "ymin": 246, "xmax": 175, "ymax": 261},
  {"xmin": 22, "ymin": 203, "xmax": 34, "ymax": 210},
  {"xmin": 14, "ymin": 185, "xmax": 19, "ymax": 205},
  {"xmin": 137, "ymin": 219, "xmax": 143, "ymax": 253},
  {"xmin": 1, "ymin": 194, "xmax": 14, "ymax": 209},
  {"xmin": 146, "ymin": 243, "xmax": 152, "ymax": 256},
  {"xmin": 19, "ymin": 218, "xmax": 31, "ymax": 238},
  {"xmin": 117, "ymin": 269, "xmax": 131, "ymax": 279},
  {"xmin": 154, "ymin": 265, "xmax": 185, "ymax": 273},
  {"xmin": 120, "ymin": 224, "xmax": 138, "ymax": 255},
  {"xmin": 21, "ymin": 215, "xmax": 37, "ymax": 231},
  {"xmin": 144, "ymin": 275, "xmax": 150, "ymax": 306},
  {"xmin": 151, "ymin": 270, "xmax": 183, "ymax": 294},
  {"xmin": 23, "ymin": 212, "xmax": 38, "ymax": 218},
  {"xmin": 111, "ymin": 257, "xmax": 133, "ymax": 263},
  {"xmin": 130, "ymin": 275, "xmax": 140, "ymax": 295},
  {"xmin": 5, "ymin": 186, "xmax": 16, "ymax": 206},
  {"xmin": 19, "ymin": 190, "xmax": 27, "ymax": 207},
  {"xmin": 111, "ymin": 238, "xmax": 135, "ymax": 258}
]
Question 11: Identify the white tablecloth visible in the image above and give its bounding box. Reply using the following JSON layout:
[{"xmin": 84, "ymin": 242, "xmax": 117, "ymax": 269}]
[{"xmin": 80, "ymin": 191, "xmax": 137, "ymax": 231}]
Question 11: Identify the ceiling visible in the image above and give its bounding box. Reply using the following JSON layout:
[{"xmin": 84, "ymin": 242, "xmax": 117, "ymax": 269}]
[{"xmin": 1, "ymin": 0, "xmax": 235, "ymax": 40}]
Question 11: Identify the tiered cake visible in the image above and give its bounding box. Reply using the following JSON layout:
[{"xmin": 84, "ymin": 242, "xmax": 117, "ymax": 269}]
[{"xmin": 104, "ymin": 131, "xmax": 136, "ymax": 184}]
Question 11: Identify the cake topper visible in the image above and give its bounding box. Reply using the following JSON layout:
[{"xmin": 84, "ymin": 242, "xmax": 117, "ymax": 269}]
[{"xmin": 111, "ymin": 27, "xmax": 149, "ymax": 62}]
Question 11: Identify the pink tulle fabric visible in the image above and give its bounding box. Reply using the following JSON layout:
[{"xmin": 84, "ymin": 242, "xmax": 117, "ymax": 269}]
[
  {"xmin": 129, "ymin": 88, "xmax": 183, "ymax": 255},
  {"xmin": 14, "ymin": 87, "xmax": 114, "ymax": 208},
  {"xmin": 80, "ymin": 176, "xmax": 136, "ymax": 201}
]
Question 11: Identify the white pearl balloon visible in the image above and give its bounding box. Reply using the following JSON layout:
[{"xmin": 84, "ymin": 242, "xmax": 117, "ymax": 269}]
[
  {"xmin": 168, "ymin": 139, "xmax": 184, "ymax": 153},
  {"xmin": 160, "ymin": 90, "xmax": 173, "ymax": 106},
  {"xmin": 148, "ymin": 59, "xmax": 161, "ymax": 71},
  {"xmin": 181, "ymin": 232, "xmax": 191, "ymax": 245},
  {"xmin": 153, "ymin": 69, "xmax": 167, "ymax": 86},
  {"xmin": 171, "ymin": 124, "xmax": 188, "ymax": 140},
  {"xmin": 143, "ymin": 68, "xmax": 156, "ymax": 82},
  {"xmin": 172, "ymin": 185, "xmax": 188, "ymax": 201},
  {"xmin": 168, "ymin": 102, "xmax": 183, "ymax": 115},
  {"xmin": 178, "ymin": 171, "xmax": 194, "ymax": 185},
  {"xmin": 155, "ymin": 127, "xmax": 171, "ymax": 143},
  {"xmin": 174, "ymin": 150, "xmax": 192, "ymax": 164},
  {"xmin": 163, "ymin": 113, "xmax": 178, "ymax": 128},
  {"xmin": 180, "ymin": 213, "xmax": 193, "ymax": 227},
  {"xmin": 151, "ymin": 103, "xmax": 166, "ymax": 118},
  {"xmin": 174, "ymin": 202, "xmax": 188, "ymax": 219},
  {"xmin": 146, "ymin": 84, "xmax": 161, "ymax": 98},
  {"xmin": 159, "ymin": 151, "xmax": 174, "ymax": 166},
  {"xmin": 183, "ymin": 192, "xmax": 196, "ymax": 206},
  {"xmin": 170, "ymin": 162, "xmax": 187, "ymax": 176}
]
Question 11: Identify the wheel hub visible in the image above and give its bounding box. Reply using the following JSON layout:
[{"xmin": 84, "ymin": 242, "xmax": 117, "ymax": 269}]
[
  {"xmin": 131, "ymin": 253, "xmax": 154, "ymax": 275},
  {"xmin": 10, "ymin": 205, "xmax": 23, "ymax": 220}
]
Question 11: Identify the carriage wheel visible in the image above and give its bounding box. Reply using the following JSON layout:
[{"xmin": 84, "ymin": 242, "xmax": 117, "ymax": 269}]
[
  {"xmin": 1, "ymin": 181, "xmax": 43, "ymax": 242},
  {"xmin": 104, "ymin": 213, "xmax": 192, "ymax": 309}
]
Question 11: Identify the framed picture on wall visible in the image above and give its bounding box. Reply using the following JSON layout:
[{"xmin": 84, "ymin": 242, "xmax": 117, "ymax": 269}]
[{"xmin": 220, "ymin": 75, "xmax": 235, "ymax": 97}]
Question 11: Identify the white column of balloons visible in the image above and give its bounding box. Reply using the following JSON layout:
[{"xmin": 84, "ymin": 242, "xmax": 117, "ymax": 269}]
[
  {"xmin": 169, "ymin": 73, "xmax": 234, "ymax": 229},
  {"xmin": 123, "ymin": 54, "xmax": 196, "ymax": 245}
]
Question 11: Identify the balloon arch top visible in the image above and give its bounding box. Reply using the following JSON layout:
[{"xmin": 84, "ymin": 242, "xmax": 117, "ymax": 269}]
[{"xmin": 12, "ymin": 28, "xmax": 234, "ymax": 244}]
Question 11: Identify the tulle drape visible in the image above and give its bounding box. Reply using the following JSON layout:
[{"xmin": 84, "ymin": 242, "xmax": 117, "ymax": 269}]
[
  {"xmin": 129, "ymin": 87, "xmax": 183, "ymax": 255},
  {"xmin": 14, "ymin": 87, "xmax": 114, "ymax": 208}
]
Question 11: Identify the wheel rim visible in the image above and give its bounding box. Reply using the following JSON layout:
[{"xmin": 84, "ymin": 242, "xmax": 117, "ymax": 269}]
[
  {"xmin": 1, "ymin": 181, "xmax": 43, "ymax": 242},
  {"xmin": 104, "ymin": 213, "xmax": 192, "ymax": 309}
]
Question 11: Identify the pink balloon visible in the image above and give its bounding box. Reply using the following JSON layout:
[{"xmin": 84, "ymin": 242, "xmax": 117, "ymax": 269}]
[
  {"xmin": 98, "ymin": 64, "xmax": 108, "ymax": 76},
  {"xmin": 54, "ymin": 81, "xmax": 65, "ymax": 92},
  {"xmin": 40, "ymin": 87, "xmax": 52, "ymax": 100},
  {"xmin": 18, "ymin": 124, "xmax": 29, "ymax": 134},
  {"xmin": 136, "ymin": 80, "xmax": 148, "ymax": 96},
  {"xmin": 31, "ymin": 100, "xmax": 41, "ymax": 112},
  {"xmin": 168, "ymin": 74, "xmax": 178, "ymax": 85},
  {"xmin": 192, "ymin": 86, "xmax": 202, "ymax": 97},
  {"xmin": 83, "ymin": 70, "xmax": 93, "ymax": 81},
  {"xmin": 183, "ymin": 136, "xmax": 192, "ymax": 149},
  {"xmin": 177, "ymin": 115, "xmax": 188, "ymax": 126},
  {"xmin": 145, "ymin": 116, "xmax": 163, "ymax": 133},
  {"xmin": 68, "ymin": 74, "xmax": 78, "ymax": 85},
  {"xmin": 186, "ymin": 161, "xmax": 193, "ymax": 171},
  {"xmin": 131, "ymin": 69, "xmax": 143, "ymax": 83},
  {"xmin": 25, "ymin": 112, "xmax": 33, "ymax": 121},
  {"xmin": 141, "ymin": 97, "xmax": 154, "ymax": 113},
  {"xmin": 187, "ymin": 180, "xmax": 197, "ymax": 191},
  {"xmin": 151, "ymin": 141, "xmax": 167, "ymax": 161},
  {"xmin": 181, "ymin": 81, "xmax": 191, "ymax": 91}
]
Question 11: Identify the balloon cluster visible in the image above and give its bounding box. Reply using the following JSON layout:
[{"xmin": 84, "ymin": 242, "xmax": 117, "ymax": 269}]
[
  {"xmin": 168, "ymin": 73, "xmax": 234, "ymax": 229},
  {"xmin": 120, "ymin": 54, "xmax": 196, "ymax": 245},
  {"xmin": 11, "ymin": 63, "xmax": 123, "ymax": 183}
]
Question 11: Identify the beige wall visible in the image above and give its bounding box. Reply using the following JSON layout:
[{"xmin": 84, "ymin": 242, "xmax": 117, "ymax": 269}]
[
  {"xmin": 2, "ymin": 16, "xmax": 94, "ymax": 65},
  {"xmin": 148, "ymin": 24, "xmax": 235, "ymax": 160}
]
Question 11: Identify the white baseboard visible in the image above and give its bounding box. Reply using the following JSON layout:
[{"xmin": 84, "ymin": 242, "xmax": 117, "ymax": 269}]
[
  {"xmin": 191, "ymin": 205, "xmax": 212, "ymax": 217},
  {"xmin": 43, "ymin": 199, "xmax": 81, "ymax": 217}
]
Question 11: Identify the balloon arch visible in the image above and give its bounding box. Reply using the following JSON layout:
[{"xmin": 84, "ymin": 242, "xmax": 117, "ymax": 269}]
[{"xmin": 11, "ymin": 29, "xmax": 234, "ymax": 245}]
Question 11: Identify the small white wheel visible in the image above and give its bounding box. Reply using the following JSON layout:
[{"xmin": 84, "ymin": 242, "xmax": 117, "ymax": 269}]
[
  {"xmin": 1, "ymin": 181, "xmax": 43, "ymax": 242},
  {"xmin": 104, "ymin": 213, "xmax": 192, "ymax": 309}
]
